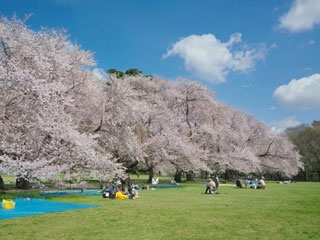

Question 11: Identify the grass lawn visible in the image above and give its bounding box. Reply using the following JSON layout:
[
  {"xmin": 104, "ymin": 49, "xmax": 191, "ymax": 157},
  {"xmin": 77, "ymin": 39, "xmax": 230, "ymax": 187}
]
[
  {"xmin": 1, "ymin": 182, "xmax": 320, "ymax": 240},
  {"xmin": 2, "ymin": 174, "xmax": 16, "ymax": 184}
]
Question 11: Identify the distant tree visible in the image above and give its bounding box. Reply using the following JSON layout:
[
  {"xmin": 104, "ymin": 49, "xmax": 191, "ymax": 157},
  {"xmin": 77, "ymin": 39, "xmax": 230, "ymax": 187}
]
[
  {"xmin": 285, "ymin": 124, "xmax": 309, "ymax": 136},
  {"xmin": 107, "ymin": 68, "xmax": 143, "ymax": 78},
  {"xmin": 287, "ymin": 121, "xmax": 320, "ymax": 181},
  {"xmin": 107, "ymin": 68, "xmax": 124, "ymax": 78},
  {"xmin": 312, "ymin": 121, "xmax": 320, "ymax": 128},
  {"xmin": 125, "ymin": 68, "xmax": 142, "ymax": 76}
]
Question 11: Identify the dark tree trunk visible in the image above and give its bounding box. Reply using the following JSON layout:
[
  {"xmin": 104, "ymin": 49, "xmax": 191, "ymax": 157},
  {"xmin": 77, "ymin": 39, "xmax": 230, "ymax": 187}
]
[
  {"xmin": 148, "ymin": 168, "xmax": 154, "ymax": 184},
  {"xmin": 224, "ymin": 169, "xmax": 231, "ymax": 181},
  {"xmin": 186, "ymin": 171, "xmax": 194, "ymax": 181},
  {"xmin": 200, "ymin": 170, "xmax": 208, "ymax": 179},
  {"xmin": 174, "ymin": 170, "xmax": 182, "ymax": 183},
  {"xmin": 0, "ymin": 175, "xmax": 4, "ymax": 189},
  {"xmin": 16, "ymin": 177, "xmax": 29, "ymax": 189},
  {"xmin": 304, "ymin": 166, "xmax": 307, "ymax": 181},
  {"xmin": 126, "ymin": 175, "xmax": 133, "ymax": 188},
  {"xmin": 224, "ymin": 169, "xmax": 237, "ymax": 181}
]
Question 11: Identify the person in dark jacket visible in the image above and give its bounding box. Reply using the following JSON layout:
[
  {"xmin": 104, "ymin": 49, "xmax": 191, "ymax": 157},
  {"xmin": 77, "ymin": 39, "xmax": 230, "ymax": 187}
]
[{"xmin": 236, "ymin": 179, "xmax": 243, "ymax": 188}]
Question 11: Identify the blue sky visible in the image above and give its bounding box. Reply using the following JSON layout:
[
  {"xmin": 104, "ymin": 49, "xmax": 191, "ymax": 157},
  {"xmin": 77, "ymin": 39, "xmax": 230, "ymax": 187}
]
[{"xmin": 2, "ymin": 0, "xmax": 320, "ymax": 133}]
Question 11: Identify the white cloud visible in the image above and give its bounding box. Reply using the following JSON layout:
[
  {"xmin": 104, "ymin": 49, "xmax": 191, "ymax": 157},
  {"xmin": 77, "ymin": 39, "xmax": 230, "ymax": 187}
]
[
  {"xmin": 300, "ymin": 39, "xmax": 316, "ymax": 48},
  {"xmin": 309, "ymin": 40, "xmax": 315, "ymax": 45},
  {"xmin": 270, "ymin": 43, "xmax": 278, "ymax": 49},
  {"xmin": 242, "ymin": 83, "xmax": 258, "ymax": 88},
  {"xmin": 163, "ymin": 33, "xmax": 267, "ymax": 83},
  {"xmin": 93, "ymin": 68, "xmax": 108, "ymax": 80},
  {"xmin": 270, "ymin": 116, "xmax": 301, "ymax": 134},
  {"xmin": 279, "ymin": 0, "xmax": 320, "ymax": 32},
  {"xmin": 269, "ymin": 107, "xmax": 276, "ymax": 111},
  {"xmin": 274, "ymin": 73, "xmax": 320, "ymax": 109}
]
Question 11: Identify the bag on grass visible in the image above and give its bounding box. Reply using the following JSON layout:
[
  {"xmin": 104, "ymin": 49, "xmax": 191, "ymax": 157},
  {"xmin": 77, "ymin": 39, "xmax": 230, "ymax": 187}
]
[{"xmin": 102, "ymin": 187, "xmax": 117, "ymax": 199}]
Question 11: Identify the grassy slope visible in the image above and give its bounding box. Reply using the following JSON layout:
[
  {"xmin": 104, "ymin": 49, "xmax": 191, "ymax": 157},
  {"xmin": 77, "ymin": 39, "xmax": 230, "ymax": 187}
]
[
  {"xmin": 1, "ymin": 174, "xmax": 16, "ymax": 184},
  {"xmin": 0, "ymin": 182, "xmax": 319, "ymax": 240}
]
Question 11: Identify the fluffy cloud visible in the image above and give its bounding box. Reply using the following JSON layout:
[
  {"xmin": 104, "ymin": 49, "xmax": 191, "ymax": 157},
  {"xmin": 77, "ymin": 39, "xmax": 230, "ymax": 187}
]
[
  {"xmin": 163, "ymin": 33, "xmax": 266, "ymax": 83},
  {"xmin": 270, "ymin": 116, "xmax": 301, "ymax": 134},
  {"xmin": 274, "ymin": 73, "xmax": 320, "ymax": 109},
  {"xmin": 279, "ymin": 0, "xmax": 320, "ymax": 32}
]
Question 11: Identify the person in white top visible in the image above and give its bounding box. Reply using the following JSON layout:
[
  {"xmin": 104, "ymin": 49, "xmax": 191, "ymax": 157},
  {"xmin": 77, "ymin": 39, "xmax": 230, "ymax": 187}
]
[
  {"xmin": 205, "ymin": 178, "xmax": 216, "ymax": 194},
  {"xmin": 257, "ymin": 179, "xmax": 266, "ymax": 189}
]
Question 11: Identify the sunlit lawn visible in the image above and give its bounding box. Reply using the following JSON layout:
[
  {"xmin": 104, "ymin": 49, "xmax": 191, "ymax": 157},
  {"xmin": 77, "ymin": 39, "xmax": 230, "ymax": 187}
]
[
  {"xmin": 2, "ymin": 174, "xmax": 16, "ymax": 184},
  {"xmin": 1, "ymin": 182, "xmax": 320, "ymax": 240}
]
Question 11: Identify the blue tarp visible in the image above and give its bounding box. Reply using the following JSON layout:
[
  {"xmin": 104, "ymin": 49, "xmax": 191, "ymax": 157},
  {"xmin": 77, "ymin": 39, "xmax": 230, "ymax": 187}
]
[
  {"xmin": 0, "ymin": 198, "xmax": 99, "ymax": 220},
  {"xmin": 40, "ymin": 189, "xmax": 101, "ymax": 197},
  {"xmin": 40, "ymin": 186, "xmax": 181, "ymax": 197}
]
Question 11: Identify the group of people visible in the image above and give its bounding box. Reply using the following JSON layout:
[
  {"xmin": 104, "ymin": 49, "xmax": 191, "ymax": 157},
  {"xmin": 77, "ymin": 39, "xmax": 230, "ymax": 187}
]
[
  {"xmin": 106, "ymin": 174, "xmax": 268, "ymax": 200},
  {"xmin": 102, "ymin": 179, "xmax": 139, "ymax": 200},
  {"xmin": 277, "ymin": 180, "xmax": 296, "ymax": 184},
  {"xmin": 236, "ymin": 177, "xmax": 266, "ymax": 189},
  {"xmin": 115, "ymin": 185, "xmax": 138, "ymax": 200},
  {"xmin": 205, "ymin": 176, "xmax": 220, "ymax": 194},
  {"xmin": 204, "ymin": 175, "xmax": 267, "ymax": 194}
]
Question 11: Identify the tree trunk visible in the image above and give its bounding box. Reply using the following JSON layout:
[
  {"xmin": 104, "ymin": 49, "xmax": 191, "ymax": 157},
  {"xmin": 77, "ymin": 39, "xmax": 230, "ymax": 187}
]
[
  {"xmin": 304, "ymin": 165, "xmax": 307, "ymax": 181},
  {"xmin": 174, "ymin": 170, "xmax": 182, "ymax": 183},
  {"xmin": 0, "ymin": 175, "xmax": 4, "ymax": 189},
  {"xmin": 148, "ymin": 168, "xmax": 154, "ymax": 184},
  {"xmin": 16, "ymin": 177, "xmax": 29, "ymax": 189},
  {"xmin": 200, "ymin": 170, "xmax": 208, "ymax": 179},
  {"xmin": 224, "ymin": 169, "xmax": 231, "ymax": 181},
  {"xmin": 186, "ymin": 171, "xmax": 194, "ymax": 181},
  {"xmin": 127, "ymin": 174, "xmax": 132, "ymax": 188}
]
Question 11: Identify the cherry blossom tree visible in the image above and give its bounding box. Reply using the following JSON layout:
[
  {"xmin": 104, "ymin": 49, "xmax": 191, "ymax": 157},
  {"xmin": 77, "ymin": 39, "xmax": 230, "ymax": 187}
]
[
  {"xmin": 0, "ymin": 16, "xmax": 123, "ymax": 187},
  {"xmin": 208, "ymin": 106, "xmax": 302, "ymax": 177},
  {"xmin": 164, "ymin": 79, "xmax": 301, "ymax": 178},
  {"xmin": 0, "ymin": 16, "xmax": 302, "ymax": 188},
  {"xmin": 91, "ymin": 75, "xmax": 146, "ymax": 174}
]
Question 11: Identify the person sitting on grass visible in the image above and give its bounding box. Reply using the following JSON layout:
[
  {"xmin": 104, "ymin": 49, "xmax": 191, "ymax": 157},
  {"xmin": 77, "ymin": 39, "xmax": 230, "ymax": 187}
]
[
  {"xmin": 116, "ymin": 186, "xmax": 135, "ymax": 200},
  {"xmin": 249, "ymin": 179, "xmax": 257, "ymax": 189},
  {"xmin": 152, "ymin": 177, "xmax": 159, "ymax": 185},
  {"xmin": 257, "ymin": 178, "xmax": 266, "ymax": 189},
  {"xmin": 128, "ymin": 184, "xmax": 139, "ymax": 198},
  {"xmin": 170, "ymin": 178, "xmax": 180, "ymax": 185},
  {"xmin": 205, "ymin": 178, "xmax": 216, "ymax": 194}
]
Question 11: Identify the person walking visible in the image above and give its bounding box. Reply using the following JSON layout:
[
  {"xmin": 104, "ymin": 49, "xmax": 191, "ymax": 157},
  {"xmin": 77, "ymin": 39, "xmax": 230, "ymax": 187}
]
[{"xmin": 213, "ymin": 175, "xmax": 220, "ymax": 192}]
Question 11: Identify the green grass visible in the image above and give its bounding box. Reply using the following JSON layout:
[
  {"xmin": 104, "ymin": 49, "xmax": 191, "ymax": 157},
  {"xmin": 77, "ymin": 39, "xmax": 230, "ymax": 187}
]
[
  {"xmin": 1, "ymin": 174, "xmax": 16, "ymax": 184},
  {"xmin": 1, "ymin": 182, "xmax": 320, "ymax": 240}
]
